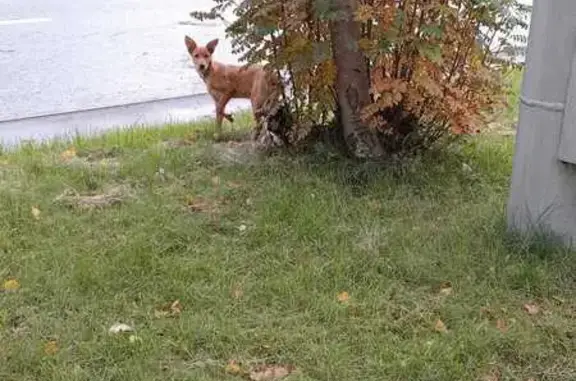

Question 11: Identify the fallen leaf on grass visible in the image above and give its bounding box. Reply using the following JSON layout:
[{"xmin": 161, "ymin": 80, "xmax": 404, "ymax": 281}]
[
  {"xmin": 54, "ymin": 187, "xmax": 127, "ymax": 210},
  {"xmin": 523, "ymin": 303, "xmax": 540, "ymax": 315},
  {"xmin": 368, "ymin": 199, "xmax": 382, "ymax": 211},
  {"xmin": 439, "ymin": 281, "xmax": 453, "ymax": 296},
  {"xmin": 496, "ymin": 318, "xmax": 508, "ymax": 333},
  {"xmin": 462, "ymin": 163, "xmax": 473, "ymax": 173},
  {"xmin": 184, "ymin": 133, "xmax": 198, "ymax": 142},
  {"xmin": 160, "ymin": 135, "xmax": 197, "ymax": 148},
  {"xmin": 480, "ymin": 306, "xmax": 494, "ymax": 318},
  {"xmin": 481, "ymin": 368, "xmax": 501, "ymax": 381},
  {"xmin": 337, "ymin": 291, "xmax": 350, "ymax": 303},
  {"xmin": 156, "ymin": 167, "xmax": 166, "ymax": 178},
  {"xmin": 77, "ymin": 147, "xmax": 122, "ymax": 161},
  {"xmin": 2, "ymin": 278, "xmax": 20, "ymax": 292},
  {"xmin": 186, "ymin": 196, "xmax": 217, "ymax": 213},
  {"xmin": 249, "ymin": 364, "xmax": 297, "ymax": 381},
  {"xmin": 226, "ymin": 141, "xmax": 242, "ymax": 148},
  {"xmin": 225, "ymin": 360, "xmax": 245, "ymax": 376},
  {"xmin": 60, "ymin": 147, "xmax": 77, "ymax": 161},
  {"xmin": 175, "ymin": 133, "xmax": 198, "ymax": 146},
  {"xmin": 170, "ymin": 300, "xmax": 183, "ymax": 314},
  {"xmin": 154, "ymin": 300, "xmax": 183, "ymax": 318},
  {"xmin": 434, "ymin": 319, "xmax": 448, "ymax": 333},
  {"xmin": 31, "ymin": 206, "xmax": 41, "ymax": 220},
  {"xmin": 227, "ymin": 181, "xmax": 243, "ymax": 189},
  {"xmin": 44, "ymin": 340, "xmax": 59, "ymax": 355},
  {"xmin": 231, "ymin": 284, "xmax": 244, "ymax": 299},
  {"xmin": 109, "ymin": 323, "xmax": 134, "ymax": 334}
]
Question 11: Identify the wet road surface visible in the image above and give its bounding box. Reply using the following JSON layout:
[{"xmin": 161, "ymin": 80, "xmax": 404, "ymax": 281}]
[
  {"xmin": 0, "ymin": 0, "xmax": 249, "ymax": 145},
  {"xmin": 0, "ymin": 0, "xmax": 240, "ymax": 121}
]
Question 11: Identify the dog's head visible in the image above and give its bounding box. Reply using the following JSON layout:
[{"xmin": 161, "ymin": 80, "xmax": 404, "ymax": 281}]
[{"xmin": 184, "ymin": 36, "xmax": 219, "ymax": 75}]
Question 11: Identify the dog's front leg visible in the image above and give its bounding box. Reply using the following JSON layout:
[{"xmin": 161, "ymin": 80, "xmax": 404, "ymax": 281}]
[
  {"xmin": 215, "ymin": 92, "xmax": 233, "ymax": 134},
  {"xmin": 211, "ymin": 93, "xmax": 234, "ymax": 123}
]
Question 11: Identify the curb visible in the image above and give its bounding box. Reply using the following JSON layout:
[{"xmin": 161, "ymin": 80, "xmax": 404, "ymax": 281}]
[{"xmin": 0, "ymin": 93, "xmax": 251, "ymax": 147}]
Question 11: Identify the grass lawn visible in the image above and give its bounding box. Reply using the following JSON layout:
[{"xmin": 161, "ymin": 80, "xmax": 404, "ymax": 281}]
[{"xmin": 1, "ymin": 110, "xmax": 575, "ymax": 381}]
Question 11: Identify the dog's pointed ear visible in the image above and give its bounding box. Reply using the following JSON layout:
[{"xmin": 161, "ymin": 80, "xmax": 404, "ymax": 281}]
[
  {"xmin": 206, "ymin": 39, "xmax": 219, "ymax": 54},
  {"xmin": 184, "ymin": 35, "xmax": 196, "ymax": 52}
]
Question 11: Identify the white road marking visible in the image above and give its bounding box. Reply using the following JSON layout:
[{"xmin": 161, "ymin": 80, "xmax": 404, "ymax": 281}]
[{"xmin": 0, "ymin": 17, "xmax": 52, "ymax": 26}]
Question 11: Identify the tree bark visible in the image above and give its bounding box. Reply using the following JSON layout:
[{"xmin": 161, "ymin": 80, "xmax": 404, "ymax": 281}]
[{"xmin": 329, "ymin": 0, "xmax": 385, "ymax": 159}]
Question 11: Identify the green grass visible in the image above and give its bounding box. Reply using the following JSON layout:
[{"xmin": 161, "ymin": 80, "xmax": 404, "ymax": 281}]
[
  {"xmin": 503, "ymin": 68, "xmax": 524, "ymax": 125},
  {"xmin": 485, "ymin": 67, "xmax": 524, "ymax": 132},
  {"xmin": 1, "ymin": 113, "xmax": 575, "ymax": 381}
]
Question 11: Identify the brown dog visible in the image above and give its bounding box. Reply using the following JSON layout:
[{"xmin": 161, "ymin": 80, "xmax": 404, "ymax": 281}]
[{"xmin": 184, "ymin": 35, "xmax": 278, "ymax": 137}]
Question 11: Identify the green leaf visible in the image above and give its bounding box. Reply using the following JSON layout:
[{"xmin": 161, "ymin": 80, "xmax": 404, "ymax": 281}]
[
  {"xmin": 417, "ymin": 44, "xmax": 443, "ymax": 63},
  {"xmin": 420, "ymin": 25, "xmax": 443, "ymax": 39},
  {"xmin": 378, "ymin": 38, "xmax": 394, "ymax": 54},
  {"xmin": 255, "ymin": 25, "xmax": 277, "ymax": 37},
  {"xmin": 393, "ymin": 9, "xmax": 405, "ymax": 28},
  {"xmin": 312, "ymin": 41, "xmax": 332, "ymax": 64}
]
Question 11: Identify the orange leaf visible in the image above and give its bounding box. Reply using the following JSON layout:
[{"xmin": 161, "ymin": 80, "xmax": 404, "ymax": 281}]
[
  {"xmin": 523, "ymin": 303, "xmax": 540, "ymax": 315},
  {"xmin": 355, "ymin": 4, "xmax": 374, "ymax": 22},
  {"xmin": 337, "ymin": 291, "xmax": 350, "ymax": 303},
  {"xmin": 434, "ymin": 319, "xmax": 448, "ymax": 333},
  {"xmin": 225, "ymin": 360, "xmax": 245, "ymax": 376},
  {"xmin": 60, "ymin": 147, "xmax": 77, "ymax": 161},
  {"xmin": 154, "ymin": 300, "xmax": 183, "ymax": 318},
  {"xmin": 44, "ymin": 340, "xmax": 59, "ymax": 355},
  {"xmin": 3, "ymin": 278, "xmax": 20, "ymax": 291},
  {"xmin": 249, "ymin": 364, "xmax": 297, "ymax": 381},
  {"xmin": 496, "ymin": 319, "xmax": 508, "ymax": 333},
  {"xmin": 185, "ymin": 196, "xmax": 216, "ymax": 213}
]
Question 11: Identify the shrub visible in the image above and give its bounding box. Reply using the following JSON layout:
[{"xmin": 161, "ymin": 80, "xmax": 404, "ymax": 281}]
[{"xmin": 191, "ymin": 0, "xmax": 530, "ymax": 155}]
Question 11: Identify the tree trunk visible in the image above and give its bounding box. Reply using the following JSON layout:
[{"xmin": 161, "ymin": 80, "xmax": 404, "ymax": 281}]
[{"xmin": 329, "ymin": 0, "xmax": 384, "ymax": 159}]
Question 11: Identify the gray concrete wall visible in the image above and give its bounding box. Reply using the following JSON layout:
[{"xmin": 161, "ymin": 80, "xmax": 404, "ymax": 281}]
[{"xmin": 507, "ymin": 0, "xmax": 576, "ymax": 245}]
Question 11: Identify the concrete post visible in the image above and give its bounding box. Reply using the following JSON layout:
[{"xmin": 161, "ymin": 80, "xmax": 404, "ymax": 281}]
[{"xmin": 507, "ymin": 0, "xmax": 576, "ymax": 246}]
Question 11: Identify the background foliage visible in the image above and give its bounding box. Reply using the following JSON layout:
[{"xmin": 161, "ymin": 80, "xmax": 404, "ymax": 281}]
[{"xmin": 192, "ymin": 0, "xmax": 531, "ymax": 154}]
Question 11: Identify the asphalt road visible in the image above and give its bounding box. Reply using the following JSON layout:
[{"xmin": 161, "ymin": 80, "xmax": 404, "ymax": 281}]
[
  {"xmin": 0, "ymin": 0, "xmax": 239, "ymax": 122},
  {"xmin": 0, "ymin": 0, "xmax": 532, "ymax": 145}
]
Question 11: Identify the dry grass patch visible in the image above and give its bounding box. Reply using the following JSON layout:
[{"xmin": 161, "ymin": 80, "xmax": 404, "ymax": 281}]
[{"xmin": 54, "ymin": 184, "xmax": 132, "ymax": 210}]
